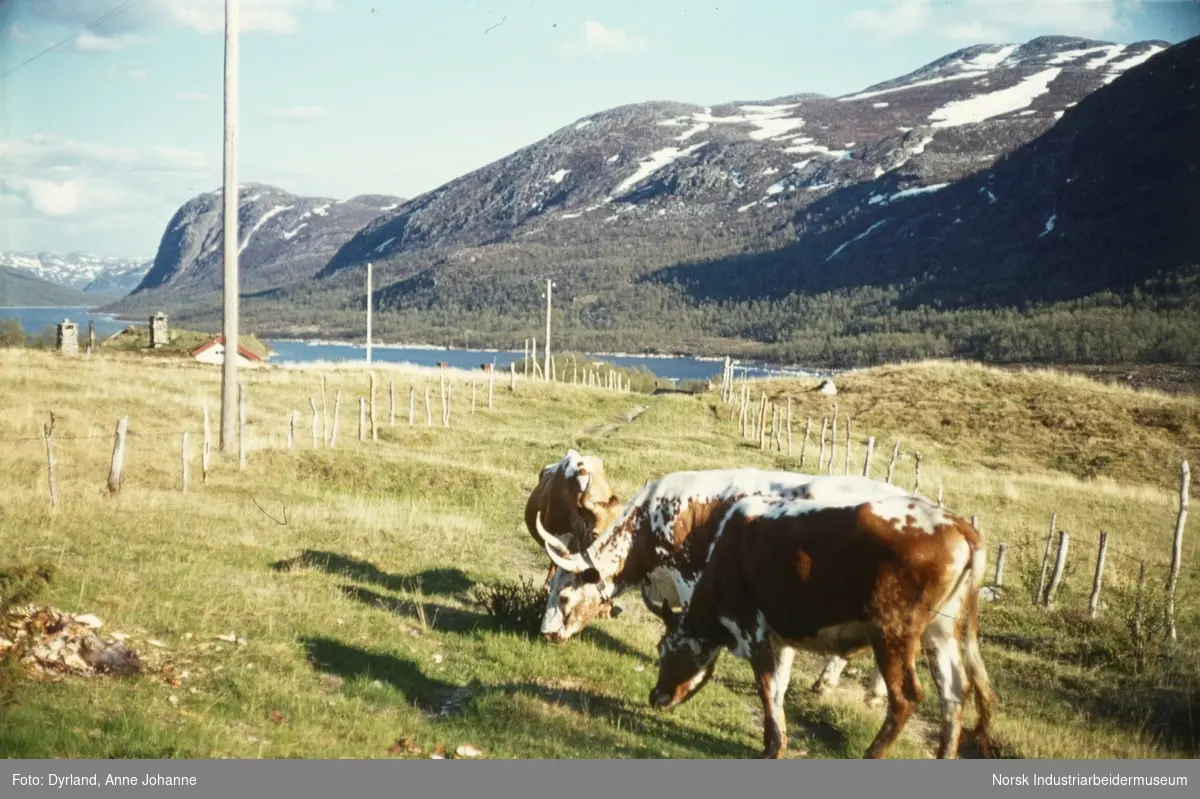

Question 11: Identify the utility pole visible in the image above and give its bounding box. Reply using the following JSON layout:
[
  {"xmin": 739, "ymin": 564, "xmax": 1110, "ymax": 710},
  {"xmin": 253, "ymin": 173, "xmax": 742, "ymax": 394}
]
[
  {"xmin": 543, "ymin": 278, "xmax": 553, "ymax": 382},
  {"xmin": 366, "ymin": 261, "xmax": 373, "ymax": 365},
  {"xmin": 219, "ymin": 0, "xmax": 240, "ymax": 452}
]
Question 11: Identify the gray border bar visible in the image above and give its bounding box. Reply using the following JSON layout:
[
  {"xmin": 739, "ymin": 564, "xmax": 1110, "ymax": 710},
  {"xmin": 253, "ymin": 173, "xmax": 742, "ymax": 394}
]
[{"xmin": 5, "ymin": 759, "xmax": 1197, "ymax": 799}]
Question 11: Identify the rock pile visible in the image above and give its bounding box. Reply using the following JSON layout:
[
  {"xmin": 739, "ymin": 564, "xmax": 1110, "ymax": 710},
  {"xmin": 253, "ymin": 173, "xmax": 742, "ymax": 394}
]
[{"xmin": 0, "ymin": 605, "xmax": 143, "ymax": 680}]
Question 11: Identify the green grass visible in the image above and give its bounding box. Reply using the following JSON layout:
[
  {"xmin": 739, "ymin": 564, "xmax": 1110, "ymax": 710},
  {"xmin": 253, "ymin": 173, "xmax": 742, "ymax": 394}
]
[{"xmin": 0, "ymin": 348, "xmax": 1197, "ymax": 759}]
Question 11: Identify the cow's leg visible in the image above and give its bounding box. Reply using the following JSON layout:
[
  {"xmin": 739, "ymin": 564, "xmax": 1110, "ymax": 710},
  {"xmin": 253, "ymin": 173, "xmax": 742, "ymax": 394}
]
[
  {"xmin": 771, "ymin": 643, "xmax": 795, "ymax": 715},
  {"xmin": 865, "ymin": 662, "xmax": 888, "ymax": 708},
  {"xmin": 923, "ymin": 616, "xmax": 967, "ymax": 759},
  {"xmin": 862, "ymin": 633, "xmax": 921, "ymax": 760},
  {"xmin": 810, "ymin": 655, "xmax": 848, "ymax": 694},
  {"xmin": 750, "ymin": 642, "xmax": 787, "ymax": 759}
]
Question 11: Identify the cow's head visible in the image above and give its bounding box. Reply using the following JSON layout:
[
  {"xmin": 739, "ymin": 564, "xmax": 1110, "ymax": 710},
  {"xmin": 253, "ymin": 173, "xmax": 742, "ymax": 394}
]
[
  {"xmin": 524, "ymin": 449, "xmax": 620, "ymax": 553},
  {"xmin": 534, "ymin": 511, "xmax": 619, "ymax": 641},
  {"xmin": 648, "ymin": 603, "xmax": 721, "ymax": 710}
]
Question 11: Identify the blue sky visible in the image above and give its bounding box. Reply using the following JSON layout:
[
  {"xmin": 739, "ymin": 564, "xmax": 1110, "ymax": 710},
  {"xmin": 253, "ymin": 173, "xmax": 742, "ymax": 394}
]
[{"xmin": 1, "ymin": 0, "xmax": 1197, "ymax": 257}]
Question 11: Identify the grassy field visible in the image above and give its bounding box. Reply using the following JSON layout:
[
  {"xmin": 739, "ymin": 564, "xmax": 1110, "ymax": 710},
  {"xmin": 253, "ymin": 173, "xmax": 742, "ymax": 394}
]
[{"xmin": 0, "ymin": 348, "xmax": 1197, "ymax": 760}]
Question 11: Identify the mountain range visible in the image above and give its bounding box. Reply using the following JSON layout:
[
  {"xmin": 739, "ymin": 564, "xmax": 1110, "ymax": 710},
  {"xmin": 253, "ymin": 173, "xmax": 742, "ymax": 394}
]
[
  {"xmin": 101, "ymin": 35, "xmax": 1199, "ymax": 366},
  {"xmin": 0, "ymin": 252, "xmax": 152, "ymax": 301}
]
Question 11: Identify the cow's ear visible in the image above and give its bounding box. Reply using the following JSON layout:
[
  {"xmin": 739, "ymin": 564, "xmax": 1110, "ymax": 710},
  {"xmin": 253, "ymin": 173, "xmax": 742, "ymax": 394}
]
[{"xmin": 580, "ymin": 568, "xmax": 602, "ymax": 584}]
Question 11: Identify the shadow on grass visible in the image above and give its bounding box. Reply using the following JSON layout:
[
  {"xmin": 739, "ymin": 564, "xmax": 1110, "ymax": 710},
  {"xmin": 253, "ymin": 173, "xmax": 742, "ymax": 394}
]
[
  {"xmin": 339, "ymin": 585, "xmax": 487, "ymax": 634},
  {"xmin": 272, "ymin": 550, "xmax": 474, "ymax": 598},
  {"xmin": 301, "ymin": 636, "xmax": 754, "ymax": 758}
]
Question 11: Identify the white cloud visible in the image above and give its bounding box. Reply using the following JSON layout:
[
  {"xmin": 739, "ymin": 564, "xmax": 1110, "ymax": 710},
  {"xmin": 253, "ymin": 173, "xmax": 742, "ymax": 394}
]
[
  {"xmin": 5, "ymin": 23, "xmax": 27, "ymax": 40},
  {"xmin": 848, "ymin": 0, "xmax": 1128, "ymax": 40},
  {"xmin": 848, "ymin": 0, "xmax": 932, "ymax": 37},
  {"xmin": 73, "ymin": 31, "xmax": 144, "ymax": 52},
  {"xmin": 0, "ymin": 134, "xmax": 214, "ymax": 235},
  {"xmin": 558, "ymin": 21, "xmax": 648, "ymax": 57},
  {"xmin": 26, "ymin": 0, "xmax": 333, "ymax": 43},
  {"xmin": 264, "ymin": 105, "xmax": 329, "ymax": 120}
]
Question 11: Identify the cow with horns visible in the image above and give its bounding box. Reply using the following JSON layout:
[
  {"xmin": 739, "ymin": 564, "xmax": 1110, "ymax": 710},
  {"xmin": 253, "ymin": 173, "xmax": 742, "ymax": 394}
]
[
  {"xmin": 530, "ymin": 454, "xmax": 926, "ymax": 701},
  {"xmin": 647, "ymin": 493, "xmax": 997, "ymax": 760}
]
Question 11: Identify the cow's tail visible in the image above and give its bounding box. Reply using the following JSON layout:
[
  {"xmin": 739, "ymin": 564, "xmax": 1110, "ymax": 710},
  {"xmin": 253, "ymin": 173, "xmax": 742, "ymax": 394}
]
[{"xmin": 961, "ymin": 535, "xmax": 998, "ymax": 756}]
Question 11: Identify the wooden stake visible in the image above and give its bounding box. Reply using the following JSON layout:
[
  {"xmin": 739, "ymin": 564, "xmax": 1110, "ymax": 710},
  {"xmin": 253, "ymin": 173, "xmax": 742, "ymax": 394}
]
[
  {"xmin": 786, "ymin": 398, "xmax": 793, "ymax": 457},
  {"xmin": 203, "ymin": 403, "xmax": 212, "ymax": 482},
  {"xmin": 759, "ymin": 395, "xmax": 769, "ymax": 450},
  {"xmin": 994, "ymin": 543, "xmax": 1007, "ymax": 587},
  {"xmin": 913, "ymin": 452, "xmax": 922, "ymax": 493},
  {"xmin": 886, "ymin": 439, "xmax": 900, "ymax": 484},
  {"xmin": 369, "ymin": 371, "xmax": 378, "ymax": 441},
  {"xmin": 817, "ymin": 416, "xmax": 828, "ymax": 470},
  {"xmin": 1044, "ymin": 529, "xmax": 1070, "ymax": 609},
  {"xmin": 440, "ymin": 374, "xmax": 448, "ymax": 428},
  {"xmin": 238, "ymin": 382, "xmax": 246, "ymax": 470},
  {"xmin": 843, "ymin": 419, "xmax": 852, "ymax": 475},
  {"xmin": 863, "ymin": 436, "xmax": 875, "ymax": 478},
  {"xmin": 510, "ymin": 362, "xmax": 516, "ymax": 392},
  {"xmin": 330, "ymin": 389, "xmax": 341, "ymax": 448},
  {"xmin": 1165, "ymin": 459, "xmax": 1190, "ymax": 641},
  {"xmin": 828, "ymin": 403, "xmax": 838, "ymax": 475},
  {"xmin": 801, "ymin": 416, "xmax": 813, "ymax": 468},
  {"xmin": 1088, "ymin": 530, "xmax": 1109, "ymax": 618},
  {"xmin": 287, "ymin": 410, "xmax": 296, "ymax": 449},
  {"xmin": 181, "ymin": 431, "xmax": 189, "ymax": 493},
  {"xmin": 321, "ymin": 375, "xmax": 329, "ymax": 447},
  {"xmin": 1034, "ymin": 512, "xmax": 1057, "ymax": 605},
  {"xmin": 106, "ymin": 416, "xmax": 128, "ymax": 497},
  {"xmin": 43, "ymin": 412, "xmax": 57, "ymax": 508}
]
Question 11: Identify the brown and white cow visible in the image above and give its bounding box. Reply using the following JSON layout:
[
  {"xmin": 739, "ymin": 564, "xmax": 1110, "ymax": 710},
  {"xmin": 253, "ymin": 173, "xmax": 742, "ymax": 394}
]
[
  {"xmin": 533, "ymin": 466, "xmax": 923, "ymax": 701},
  {"xmin": 647, "ymin": 493, "xmax": 996, "ymax": 760},
  {"xmin": 523, "ymin": 450, "xmax": 624, "ymax": 598}
]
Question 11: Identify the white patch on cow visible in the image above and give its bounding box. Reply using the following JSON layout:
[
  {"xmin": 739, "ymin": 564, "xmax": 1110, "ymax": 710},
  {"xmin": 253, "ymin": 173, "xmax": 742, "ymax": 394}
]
[
  {"xmin": 779, "ymin": 622, "xmax": 874, "ymax": 657},
  {"xmin": 719, "ymin": 616, "xmax": 755, "ymax": 659},
  {"xmin": 865, "ymin": 496, "xmax": 951, "ymax": 534}
]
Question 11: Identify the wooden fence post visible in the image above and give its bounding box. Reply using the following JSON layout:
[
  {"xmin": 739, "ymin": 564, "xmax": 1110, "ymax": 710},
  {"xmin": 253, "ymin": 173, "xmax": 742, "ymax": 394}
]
[
  {"xmin": 729, "ymin": 388, "xmax": 739, "ymax": 422},
  {"xmin": 828, "ymin": 403, "xmax": 838, "ymax": 476},
  {"xmin": 369, "ymin": 371, "xmax": 378, "ymax": 441},
  {"xmin": 288, "ymin": 411, "xmax": 297, "ymax": 450},
  {"xmin": 510, "ymin": 362, "xmax": 516, "ymax": 392},
  {"xmin": 425, "ymin": 386, "xmax": 432, "ymax": 427},
  {"xmin": 203, "ymin": 403, "xmax": 211, "ymax": 482},
  {"xmin": 863, "ymin": 435, "xmax": 875, "ymax": 478},
  {"xmin": 238, "ymin": 383, "xmax": 247, "ymax": 470},
  {"xmin": 106, "ymin": 416, "xmax": 128, "ymax": 497},
  {"xmin": 759, "ymin": 396, "xmax": 770, "ymax": 450},
  {"xmin": 994, "ymin": 543, "xmax": 1007, "ymax": 587},
  {"xmin": 331, "ymin": 389, "xmax": 341, "ymax": 448},
  {"xmin": 937, "ymin": 482, "xmax": 944, "ymax": 508},
  {"xmin": 913, "ymin": 452, "xmax": 922, "ymax": 493},
  {"xmin": 817, "ymin": 416, "xmax": 829, "ymax": 471},
  {"xmin": 43, "ymin": 412, "xmax": 57, "ymax": 508},
  {"xmin": 408, "ymin": 385, "xmax": 415, "ymax": 426},
  {"xmin": 886, "ymin": 439, "xmax": 900, "ymax": 484},
  {"xmin": 321, "ymin": 375, "xmax": 329, "ymax": 447},
  {"xmin": 1044, "ymin": 529, "xmax": 1070, "ymax": 608},
  {"xmin": 786, "ymin": 398, "xmax": 793, "ymax": 457},
  {"xmin": 389, "ymin": 379, "xmax": 396, "ymax": 427},
  {"xmin": 1088, "ymin": 530, "xmax": 1109, "ymax": 618},
  {"xmin": 1165, "ymin": 459, "xmax": 1190, "ymax": 641},
  {"xmin": 1034, "ymin": 512, "xmax": 1057, "ymax": 604},
  {"xmin": 488, "ymin": 366, "xmax": 494, "ymax": 409},
  {"xmin": 309, "ymin": 398, "xmax": 319, "ymax": 449},
  {"xmin": 358, "ymin": 397, "xmax": 366, "ymax": 442},
  {"xmin": 801, "ymin": 416, "xmax": 813, "ymax": 468},
  {"xmin": 843, "ymin": 419, "xmax": 852, "ymax": 475}
]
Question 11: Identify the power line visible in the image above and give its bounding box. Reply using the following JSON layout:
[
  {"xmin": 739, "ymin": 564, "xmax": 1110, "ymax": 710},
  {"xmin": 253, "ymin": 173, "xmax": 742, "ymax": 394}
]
[{"xmin": 0, "ymin": 0, "xmax": 148, "ymax": 81}]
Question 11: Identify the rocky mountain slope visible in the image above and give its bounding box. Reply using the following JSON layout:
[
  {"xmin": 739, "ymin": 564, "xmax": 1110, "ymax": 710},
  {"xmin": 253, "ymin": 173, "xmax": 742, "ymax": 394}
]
[
  {"xmin": 105, "ymin": 35, "xmax": 1197, "ymax": 366},
  {"xmin": 0, "ymin": 252, "xmax": 151, "ymax": 297},
  {"xmin": 127, "ymin": 184, "xmax": 405, "ymax": 301}
]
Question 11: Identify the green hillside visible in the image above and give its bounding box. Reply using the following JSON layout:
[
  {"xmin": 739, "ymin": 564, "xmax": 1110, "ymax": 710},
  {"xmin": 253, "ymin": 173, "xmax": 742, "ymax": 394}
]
[{"xmin": 0, "ymin": 268, "xmax": 98, "ymax": 308}]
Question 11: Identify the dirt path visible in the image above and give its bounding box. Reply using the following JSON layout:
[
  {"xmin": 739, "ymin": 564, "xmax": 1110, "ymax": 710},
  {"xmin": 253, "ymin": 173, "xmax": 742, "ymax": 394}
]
[{"xmin": 576, "ymin": 405, "xmax": 649, "ymax": 438}]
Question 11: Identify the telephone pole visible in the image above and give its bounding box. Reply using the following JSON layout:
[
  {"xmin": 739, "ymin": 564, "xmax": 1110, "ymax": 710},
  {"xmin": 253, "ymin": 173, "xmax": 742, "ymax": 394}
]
[
  {"xmin": 219, "ymin": 0, "xmax": 240, "ymax": 452},
  {"xmin": 366, "ymin": 261, "xmax": 373, "ymax": 364},
  {"xmin": 543, "ymin": 278, "xmax": 552, "ymax": 381}
]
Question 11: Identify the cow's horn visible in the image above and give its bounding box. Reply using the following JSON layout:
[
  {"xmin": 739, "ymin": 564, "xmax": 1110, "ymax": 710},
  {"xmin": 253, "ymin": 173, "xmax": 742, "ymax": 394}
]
[{"xmin": 535, "ymin": 512, "xmax": 588, "ymax": 573}]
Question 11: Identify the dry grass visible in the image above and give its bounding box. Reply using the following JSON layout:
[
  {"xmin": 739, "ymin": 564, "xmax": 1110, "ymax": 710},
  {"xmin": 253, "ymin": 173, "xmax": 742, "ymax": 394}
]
[{"xmin": 0, "ymin": 348, "xmax": 1196, "ymax": 759}]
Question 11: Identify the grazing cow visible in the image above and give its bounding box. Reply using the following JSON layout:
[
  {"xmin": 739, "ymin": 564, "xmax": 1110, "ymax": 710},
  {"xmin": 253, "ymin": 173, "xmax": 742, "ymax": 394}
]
[
  {"xmin": 523, "ymin": 450, "xmax": 623, "ymax": 591},
  {"xmin": 647, "ymin": 494, "xmax": 996, "ymax": 760},
  {"xmin": 533, "ymin": 466, "xmax": 922, "ymax": 700}
]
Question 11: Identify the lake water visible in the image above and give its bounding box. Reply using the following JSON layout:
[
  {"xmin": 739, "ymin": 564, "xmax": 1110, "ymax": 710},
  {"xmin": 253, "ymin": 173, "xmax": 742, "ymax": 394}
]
[{"xmin": 0, "ymin": 307, "xmax": 832, "ymax": 382}]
